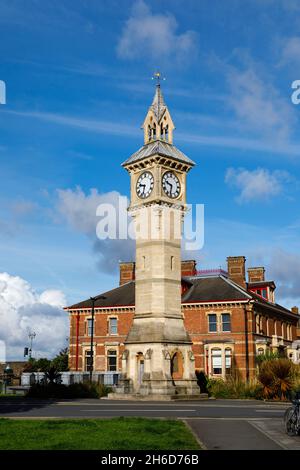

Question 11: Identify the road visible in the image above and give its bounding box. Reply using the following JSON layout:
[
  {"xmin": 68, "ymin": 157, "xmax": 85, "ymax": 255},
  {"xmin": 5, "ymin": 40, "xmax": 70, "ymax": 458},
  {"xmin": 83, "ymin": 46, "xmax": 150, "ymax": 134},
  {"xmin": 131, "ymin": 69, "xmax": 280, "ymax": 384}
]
[{"xmin": 0, "ymin": 398, "xmax": 299, "ymax": 450}]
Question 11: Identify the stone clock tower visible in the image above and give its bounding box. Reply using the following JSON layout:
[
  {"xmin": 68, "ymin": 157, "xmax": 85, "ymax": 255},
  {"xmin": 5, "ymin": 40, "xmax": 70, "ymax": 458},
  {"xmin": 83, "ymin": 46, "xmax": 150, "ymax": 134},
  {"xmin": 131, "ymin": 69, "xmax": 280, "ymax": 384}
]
[{"xmin": 119, "ymin": 77, "xmax": 199, "ymax": 398}]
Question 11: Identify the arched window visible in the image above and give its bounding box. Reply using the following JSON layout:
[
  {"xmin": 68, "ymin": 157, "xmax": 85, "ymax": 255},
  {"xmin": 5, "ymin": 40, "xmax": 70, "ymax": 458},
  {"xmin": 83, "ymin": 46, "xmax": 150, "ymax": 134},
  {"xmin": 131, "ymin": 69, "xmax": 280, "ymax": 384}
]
[
  {"xmin": 257, "ymin": 347, "xmax": 264, "ymax": 356},
  {"xmin": 225, "ymin": 348, "xmax": 232, "ymax": 374},
  {"xmin": 171, "ymin": 352, "xmax": 183, "ymax": 379},
  {"xmin": 165, "ymin": 124, "xmax": 169, "ymax": 141},
  {"xmin": 137, "ymin": 352, "xmax": 144, "ymax": 386},
  {"xmin": 153, "ymin": 123, "xmax": 156, "ymax": 139},
  {"xmin": 171, "ymin": 255, "xmax": 174, "ymax": 270},
  {"xmin": 85, "ymin": 350, "xmax": 92, "ymax": 372}
]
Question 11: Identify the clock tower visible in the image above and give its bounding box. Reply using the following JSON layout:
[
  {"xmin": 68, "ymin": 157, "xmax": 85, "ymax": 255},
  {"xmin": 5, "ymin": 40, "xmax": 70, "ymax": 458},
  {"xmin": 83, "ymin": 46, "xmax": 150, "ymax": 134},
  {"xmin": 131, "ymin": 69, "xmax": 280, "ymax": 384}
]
[{"xmin": 119, "ymin": 77, "xmax": 199, "ymax": 397}]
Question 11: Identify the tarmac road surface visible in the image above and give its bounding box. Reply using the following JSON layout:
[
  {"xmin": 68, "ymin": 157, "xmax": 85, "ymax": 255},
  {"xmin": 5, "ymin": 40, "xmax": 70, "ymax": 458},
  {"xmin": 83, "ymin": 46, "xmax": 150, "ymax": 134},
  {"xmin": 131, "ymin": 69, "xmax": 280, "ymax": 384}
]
[{"xmin": 0, "ymin": 398, "xmax": 299, "ymax": 450}]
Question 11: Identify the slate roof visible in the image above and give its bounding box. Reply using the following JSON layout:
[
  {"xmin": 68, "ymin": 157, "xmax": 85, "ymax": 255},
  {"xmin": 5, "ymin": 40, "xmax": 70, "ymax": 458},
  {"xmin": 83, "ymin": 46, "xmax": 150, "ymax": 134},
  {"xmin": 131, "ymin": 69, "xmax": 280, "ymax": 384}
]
[
  {"xmin": 122, "ymin": 140, "xmax": 195, "ymax": 167},
  {"xmin": 150, "ymin": 85, "xmax": 167, "ymax": 122},
  {"xmin": 67, "ymin": 281, "xmax": 135, "ymax": 309},
  {"xmin": 181, "ymin": 276, "xmax": 250, "ymax": 303},
  {"xmin": 65, "ymin": 274, "xmax": 297, "ymax": 320}
]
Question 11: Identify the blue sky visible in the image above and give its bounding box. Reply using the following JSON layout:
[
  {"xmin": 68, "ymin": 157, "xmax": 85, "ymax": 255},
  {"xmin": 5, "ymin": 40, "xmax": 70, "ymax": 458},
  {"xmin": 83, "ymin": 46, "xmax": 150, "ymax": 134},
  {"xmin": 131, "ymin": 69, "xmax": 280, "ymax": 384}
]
[{"xmin": 1, "ymin": 0, "xmax": 300, "ymax": 358}]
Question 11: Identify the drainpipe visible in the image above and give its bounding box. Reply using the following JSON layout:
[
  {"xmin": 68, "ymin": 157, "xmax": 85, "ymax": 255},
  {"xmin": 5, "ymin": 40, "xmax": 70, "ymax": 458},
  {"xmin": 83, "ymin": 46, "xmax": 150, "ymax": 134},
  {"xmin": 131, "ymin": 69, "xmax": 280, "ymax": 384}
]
[
  {"xmin": 75, "ymin": 313, "xmax": 80, "ymax": 371},
  {"xmin": 244, "ymin": 302, "xmax": 253, "ymax": 382}
]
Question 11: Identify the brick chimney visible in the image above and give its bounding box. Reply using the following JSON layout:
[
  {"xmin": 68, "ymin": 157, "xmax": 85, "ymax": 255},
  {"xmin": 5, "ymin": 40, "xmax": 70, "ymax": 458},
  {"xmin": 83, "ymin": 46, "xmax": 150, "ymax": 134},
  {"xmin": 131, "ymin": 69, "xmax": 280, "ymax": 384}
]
[
  {"xmin": 291, "ymin": 306, "xmax": 299, "ymax": 315},
  {"xmin": 227, "ymin": 256, "xmax": 246, "ymax": 289},
  {"xmin": 181, "ymin": 260, "xmax": 197, "ymax": 277},
  {"xmin": 248, "ymin": 267, "xmax": 265, "ymax": 283},
  {"xmin": 119, "ymin": 262, "xmax": 135, "ymax": 286}
]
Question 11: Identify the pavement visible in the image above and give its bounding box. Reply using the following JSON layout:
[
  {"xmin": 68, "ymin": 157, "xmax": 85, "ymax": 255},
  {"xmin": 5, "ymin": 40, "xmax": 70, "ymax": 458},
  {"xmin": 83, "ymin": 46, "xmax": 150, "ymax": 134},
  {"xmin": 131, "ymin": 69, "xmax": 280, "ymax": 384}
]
[{"xmin": 0, "ymin": 398, "xmax": 299, "ymax": 450}]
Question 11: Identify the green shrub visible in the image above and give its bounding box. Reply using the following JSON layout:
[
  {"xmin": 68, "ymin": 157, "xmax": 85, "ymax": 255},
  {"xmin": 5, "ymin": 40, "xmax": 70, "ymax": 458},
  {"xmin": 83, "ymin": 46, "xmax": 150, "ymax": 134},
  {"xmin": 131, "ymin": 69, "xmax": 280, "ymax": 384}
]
[
  {"xmin": 207, "ymin": 376, "xmax": 263, "ymax": 399},
  {"xmin": 255, "ymin": 351, "xmax": 280, "ymax": 365},
  {"xmin": 26, "ymin": 382, "xmax": 112, "ymax": 399}
]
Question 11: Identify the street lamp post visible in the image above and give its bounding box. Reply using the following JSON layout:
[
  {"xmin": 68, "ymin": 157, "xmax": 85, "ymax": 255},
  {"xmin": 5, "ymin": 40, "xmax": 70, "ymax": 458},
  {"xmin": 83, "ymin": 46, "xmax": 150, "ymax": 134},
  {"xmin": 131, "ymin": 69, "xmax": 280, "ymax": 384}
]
[
  {"xmin": 28, "ymin": 332, "xmax": 36, "ymax": 359},
  {"xmin": 3, "ymin": 364, "xmax": 13, "ymax": 394},
  {"xmin": 89, "ymin": 296, "xmax": 106, "ymax": 383}
]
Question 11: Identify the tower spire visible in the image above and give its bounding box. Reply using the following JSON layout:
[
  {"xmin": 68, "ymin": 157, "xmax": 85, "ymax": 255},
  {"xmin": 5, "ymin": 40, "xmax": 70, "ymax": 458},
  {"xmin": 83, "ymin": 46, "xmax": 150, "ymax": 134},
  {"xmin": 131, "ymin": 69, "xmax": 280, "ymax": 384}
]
[{"xmin": 143, "ymin": 73, "xmax": 174, "ymax": 145}]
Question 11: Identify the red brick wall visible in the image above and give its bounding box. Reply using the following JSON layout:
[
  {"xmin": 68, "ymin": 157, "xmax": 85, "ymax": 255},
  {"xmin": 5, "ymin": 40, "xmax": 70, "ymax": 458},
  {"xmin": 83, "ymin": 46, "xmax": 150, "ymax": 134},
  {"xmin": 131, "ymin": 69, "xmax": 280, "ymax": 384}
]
[{"xmin": 68, "ymin": 301, "xmax": 298, "ymax": 379}]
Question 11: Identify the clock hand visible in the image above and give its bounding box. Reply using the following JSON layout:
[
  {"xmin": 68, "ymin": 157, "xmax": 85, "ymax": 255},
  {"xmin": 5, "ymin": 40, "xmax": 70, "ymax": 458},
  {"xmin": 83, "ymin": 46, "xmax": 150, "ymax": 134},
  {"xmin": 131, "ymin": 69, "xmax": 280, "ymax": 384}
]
[{"xmin": 167, "ymin": 180, "xmax": 174, "ymax": 192}]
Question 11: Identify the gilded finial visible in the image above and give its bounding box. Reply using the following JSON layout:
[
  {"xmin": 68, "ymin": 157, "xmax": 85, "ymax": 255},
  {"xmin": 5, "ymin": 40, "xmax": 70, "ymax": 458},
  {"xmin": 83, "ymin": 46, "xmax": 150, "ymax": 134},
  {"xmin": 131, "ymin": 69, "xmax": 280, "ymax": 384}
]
[{"xmin": 152, "ymin": 71, "xmax": 165, "ymax": 87}]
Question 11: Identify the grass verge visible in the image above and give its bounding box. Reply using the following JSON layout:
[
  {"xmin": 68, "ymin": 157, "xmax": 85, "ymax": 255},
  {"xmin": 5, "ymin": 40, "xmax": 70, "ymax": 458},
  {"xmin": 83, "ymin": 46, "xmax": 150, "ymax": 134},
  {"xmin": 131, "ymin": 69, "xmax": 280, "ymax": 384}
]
[{"xmin": 0, "ymin": 417, "xmax": 200, "ymax": 450}]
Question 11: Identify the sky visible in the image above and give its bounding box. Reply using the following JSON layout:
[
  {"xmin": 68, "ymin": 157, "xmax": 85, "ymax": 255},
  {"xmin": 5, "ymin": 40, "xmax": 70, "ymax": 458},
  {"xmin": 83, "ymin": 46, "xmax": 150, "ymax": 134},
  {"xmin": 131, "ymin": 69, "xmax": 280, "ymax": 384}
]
[{"xmin": 1, "ymin": 0, "xmax": 300, "ymax": 360}]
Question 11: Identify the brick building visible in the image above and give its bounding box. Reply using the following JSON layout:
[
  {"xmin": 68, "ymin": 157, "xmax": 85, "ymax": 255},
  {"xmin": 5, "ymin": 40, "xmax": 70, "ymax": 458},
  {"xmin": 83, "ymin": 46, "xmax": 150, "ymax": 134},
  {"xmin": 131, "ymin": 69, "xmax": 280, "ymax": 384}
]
[{"xmin": 65, "ymin": 256, "xmax": 300, "ymax": 380}]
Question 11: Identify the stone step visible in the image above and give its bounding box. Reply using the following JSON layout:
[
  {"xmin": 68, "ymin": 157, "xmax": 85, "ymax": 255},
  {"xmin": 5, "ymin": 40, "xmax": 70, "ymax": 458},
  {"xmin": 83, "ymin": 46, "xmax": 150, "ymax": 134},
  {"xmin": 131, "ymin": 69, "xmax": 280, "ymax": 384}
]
[{"xmin": 106, "ymin": 392, "xmax": 209, "ymax": 401}]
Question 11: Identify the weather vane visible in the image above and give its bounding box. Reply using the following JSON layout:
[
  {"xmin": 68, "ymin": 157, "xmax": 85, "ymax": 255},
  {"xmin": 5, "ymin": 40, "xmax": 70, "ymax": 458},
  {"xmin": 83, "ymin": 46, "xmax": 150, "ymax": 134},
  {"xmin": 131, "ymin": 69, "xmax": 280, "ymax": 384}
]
[{"xmin": 152, "ymin": 71, "xmax": 166, "ymax": 86}]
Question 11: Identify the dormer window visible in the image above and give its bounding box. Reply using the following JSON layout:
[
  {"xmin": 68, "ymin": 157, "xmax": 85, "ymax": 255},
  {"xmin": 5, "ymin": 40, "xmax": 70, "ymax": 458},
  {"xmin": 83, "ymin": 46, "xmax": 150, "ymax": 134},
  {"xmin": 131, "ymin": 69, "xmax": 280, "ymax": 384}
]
[{"xmin": 250, "ymin": 287, "xmax": 268, "ymax": 300}]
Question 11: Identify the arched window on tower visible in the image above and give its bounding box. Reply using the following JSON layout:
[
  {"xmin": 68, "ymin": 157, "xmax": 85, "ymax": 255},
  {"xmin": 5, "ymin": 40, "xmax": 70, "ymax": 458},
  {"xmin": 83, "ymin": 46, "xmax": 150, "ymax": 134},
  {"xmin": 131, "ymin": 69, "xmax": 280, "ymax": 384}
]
[
  {"xmin": 152, "ymin": 123, "xmax": 156, "ymax": 139},
  {"xmin": 165, "ymin": 124, "xmax": 169, "ymax": 141}
]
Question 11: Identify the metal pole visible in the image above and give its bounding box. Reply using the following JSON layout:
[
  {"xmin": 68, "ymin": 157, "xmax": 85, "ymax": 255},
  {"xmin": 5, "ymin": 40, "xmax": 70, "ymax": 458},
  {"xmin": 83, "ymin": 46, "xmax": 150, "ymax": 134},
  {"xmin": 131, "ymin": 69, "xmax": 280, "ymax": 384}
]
[
  {"xmin": 89, "ymin": 297, "xmax": 96, "ymax": 383},
  {"xmin": 89, "ymin": 296, "xmax": 106, "ymax": 383},
  {"xmin": 244, "ymin": 305, "xmax": 250, "ymax": 382},
  {"xmin": 28, "ymin": 332, "xmax": 36, "ymax": 359}
]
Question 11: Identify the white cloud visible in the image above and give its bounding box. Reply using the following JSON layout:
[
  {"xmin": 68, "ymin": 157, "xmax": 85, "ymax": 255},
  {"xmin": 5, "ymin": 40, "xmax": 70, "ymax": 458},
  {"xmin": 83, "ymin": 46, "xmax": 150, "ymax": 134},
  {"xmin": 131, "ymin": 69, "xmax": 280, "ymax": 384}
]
[
  {"xmin": 0, "ymin": 272, "xmax": 67, "ymax": 361},
  {"xmin": 225, "ymin": 167, "xmax": 292, "ymax": 203},
  {"xmin": 116, "ymin": 0, "xmax": 197, "ymax": 63},
  {"xmin": 6, "ymin": 108, "xmax": 300, "ymax": 157},
  {"xmin": 56, "ymin": 187, "xmax": 134, "ymax": 273},
  {"xmin": 11, "ymin": 200, "xmax": 37, "ymax": 216},
  {"xmin": 6, "ymin": 110, "xmax": 137, "ymax": 138},
  {"xmin": 280, "ymin": 36, "xmax": 300, "ymax": 65},
  {"xmin": 226, "ymin": 65, "xmax": 294, "ymax": 141},
  {"xmin": 268, "ymin": 249, "xmax": 300, "ymax": 305},
  {"xmin": 57, "ymin": 187, "xmax": 121, "ymax": 236}
]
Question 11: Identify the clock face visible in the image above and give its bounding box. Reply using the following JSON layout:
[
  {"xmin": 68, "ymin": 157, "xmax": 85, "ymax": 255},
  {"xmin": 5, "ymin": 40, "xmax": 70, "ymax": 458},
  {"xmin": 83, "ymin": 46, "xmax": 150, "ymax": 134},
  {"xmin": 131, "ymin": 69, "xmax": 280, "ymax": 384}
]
[
  {"xmin": 136, "ymin": 171, "xmax": 154, "ymax": 199},
  {"xmin": 162, "ymin": 171, "xmax": 181, "ymax": 199}
]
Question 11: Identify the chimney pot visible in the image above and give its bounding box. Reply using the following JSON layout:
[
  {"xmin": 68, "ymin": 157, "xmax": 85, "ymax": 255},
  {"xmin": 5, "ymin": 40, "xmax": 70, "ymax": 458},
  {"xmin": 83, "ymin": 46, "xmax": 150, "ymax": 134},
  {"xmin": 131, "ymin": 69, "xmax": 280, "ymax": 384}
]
[
  {"xmin": 248, "ymin": 267, "xmax": 265, "ymax": 283},
  {"xmin": 291, "ymin": 306, "xmax": 299, "ymax": 315},
  {"xmin": 119, "ymin": 262, "xmax": 135, "ymax": 286},
  {"xmin": 181, "ymin": 260, "xmax": 197, "ymax": 277},
  {"xmin": 227, "ymin": 256, "xmax": 246, "ymax": 288}
]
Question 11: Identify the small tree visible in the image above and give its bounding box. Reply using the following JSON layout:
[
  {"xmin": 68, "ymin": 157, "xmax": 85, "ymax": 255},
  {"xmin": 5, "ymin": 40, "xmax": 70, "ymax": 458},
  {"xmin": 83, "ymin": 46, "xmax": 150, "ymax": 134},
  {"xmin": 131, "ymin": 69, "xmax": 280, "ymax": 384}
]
[
  {"xmin": 23, "ymin": 357, "xmax": 51, "ymax": 372},
  {"xmin": 44, "ymin": 366, "xmax": 62, "ymax": 385},
  {"xmin": 51, "ymin": 348, "xmax": 69, "ymax": 372}
]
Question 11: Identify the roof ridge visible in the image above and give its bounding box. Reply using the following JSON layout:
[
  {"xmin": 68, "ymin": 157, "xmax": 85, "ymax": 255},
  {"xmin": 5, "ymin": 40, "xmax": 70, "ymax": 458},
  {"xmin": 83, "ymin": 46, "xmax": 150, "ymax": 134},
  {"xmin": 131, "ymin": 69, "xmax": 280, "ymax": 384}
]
[{"xmin": 221, "ymin": 275, "xmax": 252, "ymax": 299}]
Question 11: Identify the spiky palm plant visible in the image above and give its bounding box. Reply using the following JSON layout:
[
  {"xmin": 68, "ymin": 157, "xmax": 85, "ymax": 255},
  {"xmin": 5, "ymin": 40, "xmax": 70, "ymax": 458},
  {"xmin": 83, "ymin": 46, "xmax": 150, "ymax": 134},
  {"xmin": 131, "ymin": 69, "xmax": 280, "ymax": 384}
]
[
  {"xmin": 258, "ymin": 361, "xmax": 274, "ymax": 399},
  {"xmin": 271, "ymin": 359, "xmax": 293, "ymax": 400},
  {"xmin": 258, "ymin": 358, "xmax": 293, "ymax": 400}
]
